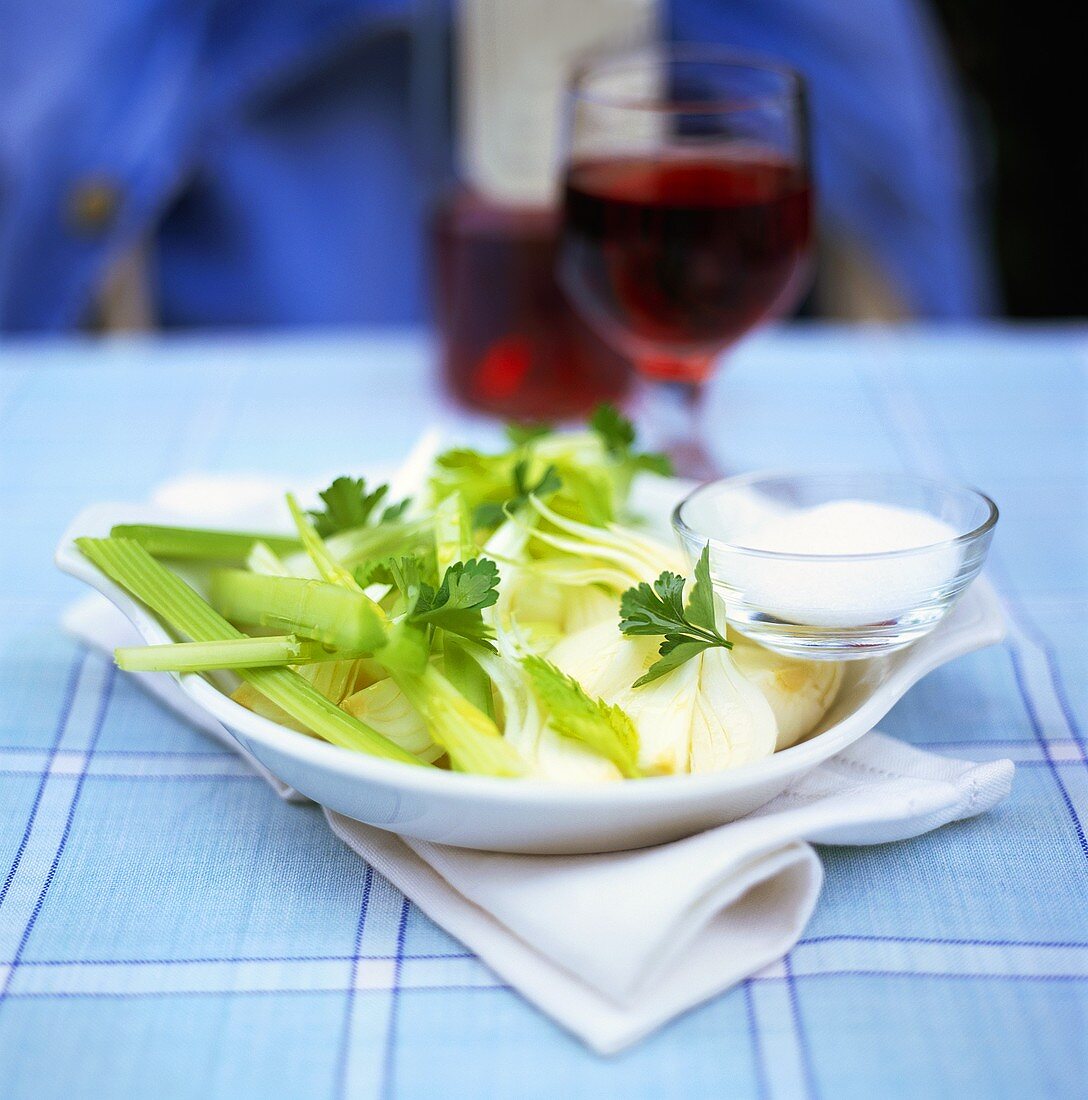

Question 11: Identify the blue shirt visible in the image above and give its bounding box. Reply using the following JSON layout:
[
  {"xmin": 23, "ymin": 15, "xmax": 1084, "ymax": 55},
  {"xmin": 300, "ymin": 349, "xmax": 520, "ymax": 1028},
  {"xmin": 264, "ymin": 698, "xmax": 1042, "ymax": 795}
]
[{"xmin": 0, "ymin": 0, "xmax": 994, "ymax": 331}]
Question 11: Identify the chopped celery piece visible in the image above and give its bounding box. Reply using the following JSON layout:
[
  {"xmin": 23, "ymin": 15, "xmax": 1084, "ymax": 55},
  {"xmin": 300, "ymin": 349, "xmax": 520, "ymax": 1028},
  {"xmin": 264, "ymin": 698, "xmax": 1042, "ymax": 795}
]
[
  {"xmin": 432, "ymin": 492, "xmax": 495, "ymax": 717},
  {"xmin": 434, "ymin": 493, "xmax": 474, "ymax": 572},
  {"xmin": 231, "ymin": 681, "xmax": 310, "ymax": 732},
  {"xmin": 115, "ymin": 635, "xmax": 330, "ymax": 672},
  {"xmin": 285, "ymin": 493, "xmax": 362, "ymax": 590},
  {"xmin": 443, "ymin": 636, "xmax": 495, "ymax": 720},
  {"xmin": 76, "ymin": 538, "xmax": 422, "ymax": 767},
  {"xmin": 110, "ymin": 524, "xmax": 301, "ymax": 562},
  {"xmin": 370, "ymin": 619, "xmax": 430, "ymax": 676},
  {"xmin": 322, "ymin": 519, "xmax": 432, "ymax": 568},
  {"xmin": 392, "ymin": 664, "xmax": 524, "ymax": 777},
  {"xmin": 246, "ymin": 540, "xmax": 290, "ymax": 576},
  {"xmin": 210, "ymin": 569, "xmax": 388, "ymax": 651}
]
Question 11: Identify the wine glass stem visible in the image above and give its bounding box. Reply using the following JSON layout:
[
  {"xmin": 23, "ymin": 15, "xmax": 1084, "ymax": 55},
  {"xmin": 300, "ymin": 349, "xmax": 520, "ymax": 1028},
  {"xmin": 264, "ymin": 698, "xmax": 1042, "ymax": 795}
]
[{"xmin": 640, "ymin": 377, "xmax": 721, "ymax": 481}]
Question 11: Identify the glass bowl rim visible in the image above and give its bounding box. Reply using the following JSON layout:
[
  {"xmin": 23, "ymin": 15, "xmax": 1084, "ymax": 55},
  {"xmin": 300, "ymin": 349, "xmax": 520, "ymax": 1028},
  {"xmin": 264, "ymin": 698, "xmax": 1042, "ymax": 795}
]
[
  {"xmin": 671, "ymin": 469, "xmax": 999, "ymax": 563},
  {"xmin": 567, "ymin": 43, "xmax": 805, "ymax": 116}
]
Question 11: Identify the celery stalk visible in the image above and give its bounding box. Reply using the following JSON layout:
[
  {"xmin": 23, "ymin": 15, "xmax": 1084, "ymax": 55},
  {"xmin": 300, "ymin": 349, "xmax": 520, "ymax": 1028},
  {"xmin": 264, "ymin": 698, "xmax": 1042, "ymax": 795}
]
[
  {"xmin": 432, "ymin": 492, "xmax": 495, "ymax": 718},
  {"xmin": 285, "ymin": 493, "xmax": 362, "ymax": 590},
  {"xmin": 246, "ymin": 540, "xmax": 290, "ymax": 576},
  {"xmin": 210, "ymin": 570, "xmax": 388, "ymax": 651},
  {"xmin": 442, "ymin": 637, "xmax": 495, "ymax": 720},
  {"xmin": 110, "ymin": 524, "xmax": 301, "ymax": 562},
  {"xmin": 76, "ymin": 538, "xmax": 423, "ymax": 767},
  {"xmin": 391, "ymin": 664, "xmax": 524, "ymax": 777},
  {"xmin": 434, "ymin": 493, "xmax": 474, "ymax": 572},
  {"xmin": 115, "ymin": 635, "xmax": 330, "ymax": 672},
  {"xmin": 322, "ymin": 519, "xmax": 432, "ymax": 569}
]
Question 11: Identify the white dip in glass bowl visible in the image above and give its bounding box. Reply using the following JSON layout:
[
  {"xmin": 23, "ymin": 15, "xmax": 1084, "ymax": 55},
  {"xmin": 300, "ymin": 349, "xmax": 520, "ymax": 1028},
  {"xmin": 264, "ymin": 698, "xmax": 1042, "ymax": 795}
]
[{"xmin": 672, "ymin": 471, "xmax": 998, "ymax": 659}]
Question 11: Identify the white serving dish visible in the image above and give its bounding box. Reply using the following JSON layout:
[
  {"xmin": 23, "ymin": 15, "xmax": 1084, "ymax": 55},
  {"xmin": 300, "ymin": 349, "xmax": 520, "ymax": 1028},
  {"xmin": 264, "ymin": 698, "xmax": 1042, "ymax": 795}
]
[{"xmin": 55, "ymin": 479, "xmax": 1006, "ymax": 854}]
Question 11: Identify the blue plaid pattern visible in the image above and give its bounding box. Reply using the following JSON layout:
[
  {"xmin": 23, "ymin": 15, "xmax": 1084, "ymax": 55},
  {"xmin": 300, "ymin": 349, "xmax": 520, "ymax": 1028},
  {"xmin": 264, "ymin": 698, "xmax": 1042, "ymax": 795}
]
[{"xmin": 0, "ymin": 329, "xmax": 1084, "ymax": 1098}]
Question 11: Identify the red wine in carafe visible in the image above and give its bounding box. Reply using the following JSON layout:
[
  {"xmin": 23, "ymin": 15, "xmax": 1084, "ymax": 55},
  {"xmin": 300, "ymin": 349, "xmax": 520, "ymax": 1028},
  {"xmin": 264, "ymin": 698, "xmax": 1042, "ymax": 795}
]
[{"xmin": 433, "ymin": 192, "xmax": 630, "ymax": 418}]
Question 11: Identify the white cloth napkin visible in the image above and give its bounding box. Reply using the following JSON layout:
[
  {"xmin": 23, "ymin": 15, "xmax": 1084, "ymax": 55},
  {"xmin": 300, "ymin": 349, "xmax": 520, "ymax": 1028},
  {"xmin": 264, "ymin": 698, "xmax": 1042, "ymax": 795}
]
[{"xmin": 63, "ymin": 591, "xmax": 1013, "ymax": 1054}]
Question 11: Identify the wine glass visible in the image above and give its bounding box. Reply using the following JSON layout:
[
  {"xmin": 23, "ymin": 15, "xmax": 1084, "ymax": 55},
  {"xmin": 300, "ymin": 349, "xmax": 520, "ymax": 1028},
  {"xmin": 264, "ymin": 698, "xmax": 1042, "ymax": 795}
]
[{"xmin": 557, "ymin": 45, "xmax": 813, "ymax": 478}]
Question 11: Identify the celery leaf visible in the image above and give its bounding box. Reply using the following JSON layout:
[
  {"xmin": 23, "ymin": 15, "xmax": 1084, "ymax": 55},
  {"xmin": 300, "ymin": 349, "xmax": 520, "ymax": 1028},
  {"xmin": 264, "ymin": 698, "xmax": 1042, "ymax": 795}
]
[{"xmin": 523, "ymin": 655, "xmax": 641, "ymax": 777}]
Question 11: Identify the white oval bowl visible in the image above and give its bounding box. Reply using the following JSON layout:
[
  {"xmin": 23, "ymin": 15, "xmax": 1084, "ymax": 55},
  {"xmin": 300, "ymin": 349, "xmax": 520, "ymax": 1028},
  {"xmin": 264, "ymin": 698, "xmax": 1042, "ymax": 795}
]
[{"xmin": 55, "ymin": 483, "xmax": 1005, "ymax": 854}]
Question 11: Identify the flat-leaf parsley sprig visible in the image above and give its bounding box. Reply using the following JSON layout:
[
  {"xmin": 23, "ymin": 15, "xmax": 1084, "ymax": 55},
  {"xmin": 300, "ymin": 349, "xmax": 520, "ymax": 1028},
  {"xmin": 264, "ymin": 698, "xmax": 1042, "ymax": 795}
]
[
  {"xmin": 389, "ymin": 555, "xmax": 501, "ymax": 652},
  {"xmin": 619, "ymin": 544, "xmax": 731, "ymax": 687},
  {"xmin": 308, "ymin": 476, "xmax": 411, "ymax": 537}
]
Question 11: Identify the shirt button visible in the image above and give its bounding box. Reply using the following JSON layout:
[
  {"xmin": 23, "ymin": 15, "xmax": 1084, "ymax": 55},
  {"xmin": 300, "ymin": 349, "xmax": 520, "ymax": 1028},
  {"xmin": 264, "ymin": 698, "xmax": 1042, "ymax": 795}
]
[{"xmin": 66, "ymin": 178, "xmax": 122, "ymax": 234}]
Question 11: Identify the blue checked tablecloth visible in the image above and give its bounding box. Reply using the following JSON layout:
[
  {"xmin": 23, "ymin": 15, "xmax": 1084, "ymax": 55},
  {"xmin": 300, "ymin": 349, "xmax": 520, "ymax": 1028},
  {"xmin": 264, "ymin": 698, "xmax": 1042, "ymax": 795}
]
[{"xmin": 0, "ymin": 326, "xmax": 1085, "ymax": 1098}]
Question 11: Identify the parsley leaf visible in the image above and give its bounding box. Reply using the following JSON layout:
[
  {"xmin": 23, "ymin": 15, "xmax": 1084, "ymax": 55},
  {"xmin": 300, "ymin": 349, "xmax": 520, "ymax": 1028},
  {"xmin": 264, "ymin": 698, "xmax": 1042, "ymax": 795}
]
[
  {"xmin": 627, "ymin": 451, "xmax": 674, "ymax": 478},
  {"xmin": 472, "ymin": 461, "xmax": 562, "ymax": 528},
  {"xmin": 307, "ymin": 476, "xmax": 410, "ymax": 538},
  {"xmin": 380, "ymin": 497, "xmax": 412, "ymax": 524},
  {"xmin": 590, "ymin": 404, "xmax": 636, "ymax": 454},
  {"xmin": 523, "ymin": 655, "xmax": 642, "ymax": 778},
  {"xmin": 353, "ymin": 558, "xmax": 396, "ymax": 587},
  {"xmin": 505, "ymin": 421, "xmax": 554, "ymax": 446},
  {"xmin": 470, "ymin": 503, "xmax": 506, "ymax": 530},
  {"xmin": 618, "ymin": 544, "xmax": 730, "ymax": 687},
  {"xmin": 590, "ymin": 404, "xmax": 673, "ymax": 478},
  {"xmin": 400, "ymin": 557, "xmax": 501, "ymax": 651},
  {"xmin": 415, "ymin": 558, "xmax": 499, "ymax": 617},
  {"xmin": 515, "ymin": 460, "xmax": 562, "ymax": 501}
]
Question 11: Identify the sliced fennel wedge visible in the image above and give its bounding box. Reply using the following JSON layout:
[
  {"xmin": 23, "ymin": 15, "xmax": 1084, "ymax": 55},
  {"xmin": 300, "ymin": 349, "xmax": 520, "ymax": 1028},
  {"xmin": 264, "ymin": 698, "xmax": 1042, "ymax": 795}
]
[
  {"xmin": 730, "ymin": 640, "xmax": 843, "ymax": 750},
  {"xmin": 75, "ymin": 537, "xmax": 424, "ymax": 767}
]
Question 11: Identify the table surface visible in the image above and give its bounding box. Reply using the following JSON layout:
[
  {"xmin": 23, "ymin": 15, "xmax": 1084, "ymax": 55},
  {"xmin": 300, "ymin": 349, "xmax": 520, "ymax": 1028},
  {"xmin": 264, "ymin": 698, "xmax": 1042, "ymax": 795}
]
[{"xmin": 0, "ymin": 325, "xmax": 1085, "ymax": 1099}]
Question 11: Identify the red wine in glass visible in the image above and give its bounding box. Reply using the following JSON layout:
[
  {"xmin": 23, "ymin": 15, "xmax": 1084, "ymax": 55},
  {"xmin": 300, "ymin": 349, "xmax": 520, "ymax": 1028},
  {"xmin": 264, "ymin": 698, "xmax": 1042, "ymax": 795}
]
[{"xmin": 560, "ymin": 151, "xmax": 812, "ymax": 383}]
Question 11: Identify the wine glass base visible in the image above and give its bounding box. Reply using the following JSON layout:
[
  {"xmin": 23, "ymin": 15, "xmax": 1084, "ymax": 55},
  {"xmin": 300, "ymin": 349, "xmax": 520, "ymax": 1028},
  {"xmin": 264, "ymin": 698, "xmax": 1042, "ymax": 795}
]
[
  {"xmin": 634, "ymin": 377, "xmax": 723, "ymax": 482},
  {"xmin": 662, "ymin": 438, "xmax": 722, "ymax": 482}
]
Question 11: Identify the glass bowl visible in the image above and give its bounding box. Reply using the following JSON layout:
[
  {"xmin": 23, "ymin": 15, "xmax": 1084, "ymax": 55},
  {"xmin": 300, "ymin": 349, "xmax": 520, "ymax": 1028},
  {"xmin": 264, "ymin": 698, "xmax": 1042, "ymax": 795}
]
[{"xmin": 672, "ymin": 471, "xmax": 998, "ymax": 659}]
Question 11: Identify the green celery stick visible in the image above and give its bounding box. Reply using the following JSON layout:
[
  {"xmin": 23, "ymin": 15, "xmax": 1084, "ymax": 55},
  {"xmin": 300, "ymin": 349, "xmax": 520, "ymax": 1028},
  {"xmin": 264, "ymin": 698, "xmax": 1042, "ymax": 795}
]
[
  {"xmin": 110, "ymin": 524, "xmax": 301, "ymax": 562},
  {"xmin": 367, "ymin": 621, "xmax": 515, "ymax": 774},
  {"xmin": 76, "ymin": 538, "xmax": 422, "ymax": 767},
  {"xmin": 115, "ymin": 635, "xmax": 331, "ymax": 672},
  {"xmin": 442, "ymin": 636, "xmax": 495, "ymax": 720},
  {"xmin": 321, "ymin": 519, "xmax": 432, "ymax": 569},
  {"xmin": 390, "ymin": 664, "xmax": 523, "ymax": 777},
  {"xmin": 210, "ymin": 569, "xmax": 388, "ymax": 651},
  {"xmin": 433, "ymin": 491, "xmax": 495, "ymax": 718},
  {"xmin": 433, "ymin": 493, "xmax": 474, "ymax": 573},
  {"xmin": 246, "ymin": 540, "xmax": 290, "ymax": 576},
  {"xmin": 285, "ymin": 493, "xmax": 362, "ymax": 590}
]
